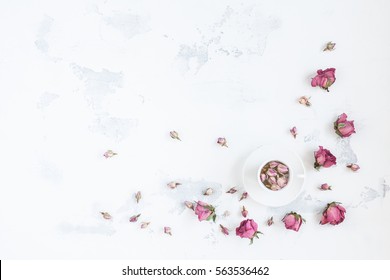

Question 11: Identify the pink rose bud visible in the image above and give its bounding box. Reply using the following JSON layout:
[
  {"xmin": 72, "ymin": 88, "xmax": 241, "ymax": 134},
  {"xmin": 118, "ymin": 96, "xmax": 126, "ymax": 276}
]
[
  {"xmin": 267, "ymin": 216, "xmax": 274, "ymax": 226},
  {"xmin": 184, "ymin": 201, "xmax": 194, "ymax": 210},
  {"xmin": 347, "ymin": 163, "xmax": 360, "ymax": 171},
  {"xmin": 277, "ymin": 177, "xmax": 288, "ymax": 188},
  {"xmin": 194, "ymin": 201, "xmax": 216, "ymax": 222},
  {"xmin": 170, "ymin": 130, "xmax": 181, "ymax": 141},
  {"xmin": 242, "ymin": 206, "xmax": 248, "ymax": 218},
  {"xmin": 100, "ymin": 212, "xmax": 112, "ymax": 220},
  {"xmin": 167, "ymin": 181, "xmax": 181, "ymax": 189},
  {"xmin": 239, "ymin": 192, "xmax": 248, "ymax": 201},
  {"xmin": 129, "ymin": 214, "xmax": 141, "ymax": 223},
  {"xmin": 277, "ymin": 164, "xmax": 289, "ymax": 174},
  {"xmin": 320, "ymin": 183, "xmax": 332, "ymax": 191},
  {"xmin": 268, "ymin": 176, "xmax": 277, "ymax": 185},
  {"xmin": 311, "ymin": 68, "xmax": 336, "ymax": 92},
  {"xmin": 219, "ymin": 224, "xmax": 229, "ymax": 236},
  {"xmin": 217, "ymin": 137, "xmax": 228, "ymax": 147},
  {"xmin": 334, "ymin": 113, "xmax": 356, "ymax": 138},
  {"xmin": 235, "ymin": 219, "xmax": 262, "ymax": 244},
  {"xmin": 260, "ymin": 173, "xmax": 266, "ymax": 182},
  {"xmin": 314, "ymin": 146, "xmax": 337, "ymax": 170},
  {"xmin": 164, "ymin": 226, "xmax": 172, "ymax": 235},
  {"xmin": 140, "ymin": 222, "xmax": 150, "ymax": 229},
  {"xmin": 269, "ymin": 161, "xmax": 279, "ymax": 168},
  {"xmin": 282, "ymin": 212, "xmax": 305, "ymax": 232},
  {"xmin": 103, "ymin": 150, "xmax": 117, "ymax": 158},
  {"xmin": 320, "ymin": 202, "xmax": 346, "ymax": 225},
  {"xmin": 203, "ymin": 187, "xmax": 213, "ymax": 196},
  {"xmin": 298, "ymin": 96, "xmax": 311, "ymax": 107},
  {"xmin": 135, "ymin": 191, "xmax": 142, "ymax": 203},
  {"xmin": 226, "ymin": 187, "xmax": 237, "ymax": 194},
  {"xmin": 267, "ymin": 169, "xmax": 277, "ymax": 177},
  {"xmin": 323, "ymin": 41, "xmax": 336, "ymax": 51},
  {"xmin": 290, "ymin": 126, "xmax": 297, "ymax": 139}
]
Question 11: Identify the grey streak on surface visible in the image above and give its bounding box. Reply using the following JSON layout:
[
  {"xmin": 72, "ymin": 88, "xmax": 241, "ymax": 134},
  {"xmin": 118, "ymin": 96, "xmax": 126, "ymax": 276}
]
[
  {"xmin": 37, "ymin": 92, "xmax": 59, "ymax": 110},
  {"xmin": 35, "ymin": 15, "xmax": 53, "ymax": 53},
  {"xmin": 335, "ymin": 137, "xmax": 357, "ymax": 165}
]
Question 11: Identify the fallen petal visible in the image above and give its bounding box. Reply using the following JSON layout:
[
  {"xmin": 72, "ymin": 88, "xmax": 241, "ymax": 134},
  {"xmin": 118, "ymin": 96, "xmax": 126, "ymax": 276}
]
[
  {"xmin": 267, "ymin": 216, "xmax": 274, "ymax": 226},
  {"xmin": 239, "ymin": 192, "xmax": 248, "ymax": 201},
  {"xmin": 298, "ymin": 96, "xmax": 311, "ymax": 107},
  {"xmin": 323, "ymin": 41, "xmax": 336, "ymax": 51}
]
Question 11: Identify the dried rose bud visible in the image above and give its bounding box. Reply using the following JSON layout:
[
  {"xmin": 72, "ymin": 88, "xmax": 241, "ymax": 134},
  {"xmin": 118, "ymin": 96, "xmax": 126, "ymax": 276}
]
[
  {"xmin": 223, "ymin": 210, "xmax": 230, "ymax": 217},
  {"xmin": 100, "ymin": 212, "xmax": 112, "ymax": 220},
  {"xmin": 167, "ymin": 181, "xmax": 181, "ymax": 189},
  {"xmin": 135, "ymin": 191, "xmax": 142, "ymax": 203},
  {"xmin": 170, "ymin": 131, "xmax": 181, "ymax": 141},
  {"xmin": 129, "ymin": 214, "xmax": 141, "ymax": 223},
  {"xmin": 277, "ymin": 164, "xmax": 289, "ymax": 174},
  {"xmin": 267, "ymin": 216, "xmax": 274, "ymax": 226},
  {"xmin": 140, "ymin": 222, "xmax": 150, "ymax": 229},
  {"xmin": 269, "ymin": 161, "xmax": 278, "ymax": 168},
  {"xmin": 184, "ymin": 201, "xmax": 194, "ymax": 210},
  {"xmin": 277, "ymin": 177, "xmax": 288, "ymax": 188},
  {"xmin": 219, "ymin": 224, "xmax": 229, "ymax": 236},
  {"xmin": 320, "ymin": 183, "xmax": 332, "ymax": 191},
  {"xmin": 267, "ymin": 169, "xmax": 277, "ymax": 177},
  {"xmin": 242, "ymin": 206, "xmax": 248, "ymax": 218},
  {"xmin": 217, "ymin": 137, "xmax": 228, "ymax": 147},
  {"xmin": 260, "ymin": 173, "xmax": 266, "ymax": 182},
  {"xmin": 298, "ymin": 96, "xmax": 311, "ymax": 107},
  {"xmin": 347, "ymin": 163, "xmax": 360, "ymax": 171},
  {"xmin": 239, "ymin": 192, "xmax": 248, "ymax": 201},
  {"xmin": 323, "ymin": 41, "xmax": 336, "ymax": 52},
  {"xmin": 164, "ymin": 226, "xmax": 172, "ymax": 235},
  {"xmin": 203, "ymin": 187, "xmax": 213, "ymax": 196},
  {"xmin": 103, "ymin": 150, "xmax": 117, "ymax": 158},
  {"xmin": 290, "ymin": 126, "xmax": 297, "ymax": 139},
  {"xmin": 226, "ymin": 187, "xmax": 237, "ymax": 194}
]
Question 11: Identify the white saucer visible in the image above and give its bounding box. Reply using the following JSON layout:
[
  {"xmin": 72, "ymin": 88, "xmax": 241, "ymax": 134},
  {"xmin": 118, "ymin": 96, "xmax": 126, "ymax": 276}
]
[{"xmin": 242, "ymin": 144, "xmax": 305, "ymax": 207}]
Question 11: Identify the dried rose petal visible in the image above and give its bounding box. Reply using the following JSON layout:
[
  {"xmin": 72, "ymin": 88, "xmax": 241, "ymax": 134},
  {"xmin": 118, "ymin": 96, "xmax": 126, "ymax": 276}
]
[
  {"xmin": 239, "ymin": 192, "xmax": 248, "ymax": 201},
  {"xmin": 167, "ymin": 181, "xmax": 181, "ymax": 189},
  {"xmin": 226, "ymin": 187, "xmax": 237, "ymax": 194},
  {"xmin": 100, "ymin": 212, "xmax": 112, "ymax": 220},
  {"xmin": 135, "ymin": 191, "xmax": 142, "ymax": 203},
  {"xmin": 219, "ymin": 224, "xmax": 229, "ymax": 236},
  {"xmin": 164, "ymin": 226, "xmax": 172, "ymax": 235},
  {"xmin": 298, "ymin": 96, "xmax": 311, "ymax": 107},
  {"xmin": 267, "ymin": 216, "xmax": 274, "ymax": 226},
  {"xmin": 323, "ymin": 41, "xmax": 336, "ymax": 51},
  {"xmin": 347, "ymin": 163, "xmax": 360, "ymax": 171},
  {"xmin": 320, "ymin": 183, "xmax": 332, "ymax": 191},
  {"xmin": 184, "ymin": 201, "xmax": 194, "ymax": 210},
  {"xmin": 290, "ymin": 127, "xmax": 297, "ymax": 139},
  {"xmin": 267, "ymin": 169, "xmax": 277, "ymax": 177},
  {"xmin": 277, "ymin": 177, "xmax": 287, "ymax": 188},
  {"xmin": 170, "ymin": 131, "xmax": 181, "ymax": 141},
  {"xmin": 217, "ymin": 137, "xmax": 228, "ymax": 147},
  {"xmin": 103, "ymin": 150, "xmax": 117, "ymax": 158},
  {"xmin": 203, "ymin": 188, "xmax": 213, "ymax": 196},
  {"xmin": 277, "ymin": 164, "xmax": 289, "ymax": 174},
  {"xmin": 223, "ymin": 210, "xmax": 230, "ymax": 217},
  {"xmin": 242, "ymin": 206, "xmax": 248, "ymax": 218},
  {"xmin": 140, "ymin": 222, "xmax": 150, "ymax": 229},
  {"xmin": 129, "ymin": 214, "xmax": 141, "ymax": 223}
]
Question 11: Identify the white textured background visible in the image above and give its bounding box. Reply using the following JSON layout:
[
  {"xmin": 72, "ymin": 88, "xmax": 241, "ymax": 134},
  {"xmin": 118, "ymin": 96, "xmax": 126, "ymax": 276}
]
[{"xmin": 1, "ymin": 0, "xmax": 390, "ymax": 259}]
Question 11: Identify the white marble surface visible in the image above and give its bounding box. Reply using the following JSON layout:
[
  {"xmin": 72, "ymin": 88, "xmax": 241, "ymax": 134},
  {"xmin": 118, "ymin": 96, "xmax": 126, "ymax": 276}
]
[{"xmin": 1, "ymin": 0, "xmax": 390, "ymax": 259}]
